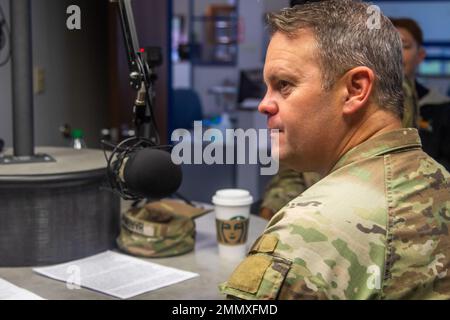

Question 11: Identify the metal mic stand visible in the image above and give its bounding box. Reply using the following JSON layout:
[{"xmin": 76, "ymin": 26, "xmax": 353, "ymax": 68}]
[
  {"xmin": 104, "ymin": 0, "xmax": 167, "ymax": 201},
  {"xmin": 115, "ymin": 0, "xmax": 161, "ymax": 145}
]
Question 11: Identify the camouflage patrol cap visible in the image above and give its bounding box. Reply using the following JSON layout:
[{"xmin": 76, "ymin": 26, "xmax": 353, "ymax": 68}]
[{"xmin": 117, "ymin": 199, "xmax": 211, "ymax": 258}]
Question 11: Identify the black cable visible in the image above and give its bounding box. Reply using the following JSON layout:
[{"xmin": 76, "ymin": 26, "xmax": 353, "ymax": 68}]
[
  {"xmin": 0, "ymin": 3, "xmax": 10, "ymax": 67},
  {"xmin": 145, "ymin": 86, "xmax": 161, "ymax": 145}
]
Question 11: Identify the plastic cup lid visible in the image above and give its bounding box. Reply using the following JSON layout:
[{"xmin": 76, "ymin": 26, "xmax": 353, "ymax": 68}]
[{"xmin": 212, "ymin": 189, "xmax": 253, "ymax": 206}]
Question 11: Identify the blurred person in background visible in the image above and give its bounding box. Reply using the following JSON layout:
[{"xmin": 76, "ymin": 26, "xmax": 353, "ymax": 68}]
[{"xmin": 392, "ymin": 17, "xmax": 450, "ymax": 170}]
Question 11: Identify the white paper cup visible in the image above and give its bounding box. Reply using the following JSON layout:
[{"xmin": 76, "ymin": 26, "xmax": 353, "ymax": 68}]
[{"xmin": 212, "ymin": 189, "xmax": 253, "ymax": 260}]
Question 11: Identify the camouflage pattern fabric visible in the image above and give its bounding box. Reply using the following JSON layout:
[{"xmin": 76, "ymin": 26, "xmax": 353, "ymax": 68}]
[
  {"xmin": 117, "ymin": 205, "xmax": 196, "ymax": 258},
  {"xmin": 261, "ymin": 166, "xmax": 321, "ymax": 214},
  {"xmin": 402, "ymin": 77, "xmax": 420, "ymax": 129},
  {"xmin": 220, "ymin": 128, "xmax": 450, "ymax": 299}
]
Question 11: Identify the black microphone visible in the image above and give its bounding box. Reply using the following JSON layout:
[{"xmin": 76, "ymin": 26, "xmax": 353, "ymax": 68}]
[
  {"xmin": 120, "ymin": 148, "xmax": 182, "ymax": 199},
  {"xmin": 104, "ymin": 137, "xmax": 183, "ymax": 200}
]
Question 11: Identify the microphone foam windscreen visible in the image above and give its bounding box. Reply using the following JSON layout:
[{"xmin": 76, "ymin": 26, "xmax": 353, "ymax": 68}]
[{"xmin": 123, "ymin": 148, "xmax": 183, "ymax": 199}]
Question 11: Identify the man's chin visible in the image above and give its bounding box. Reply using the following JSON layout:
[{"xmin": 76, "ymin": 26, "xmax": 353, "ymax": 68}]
[
  {"xmin": 278, "ymin": 154, "xmax": 309, "ymax": 172},
  {"xmin": 277, "ymin": 152, "xmax": 294, "ymax": 167},
  {"xmin": 271, "ymin": 145, "xmax": 303, "ymax": 170}
]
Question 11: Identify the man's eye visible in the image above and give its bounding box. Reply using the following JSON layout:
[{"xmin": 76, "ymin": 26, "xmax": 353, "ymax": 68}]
[{"xmin": 278, "ymin": 80, "xmax": 292, "ymax": 94}]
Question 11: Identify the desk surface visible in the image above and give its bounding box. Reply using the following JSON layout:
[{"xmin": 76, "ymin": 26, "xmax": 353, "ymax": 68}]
[
  {"xmin": 0, "ymin": 147, "xmax": 107, "ymax": 175},
  {"xmin": 0, "ymin": 211, "xmax": 268, "ymax": 300}
]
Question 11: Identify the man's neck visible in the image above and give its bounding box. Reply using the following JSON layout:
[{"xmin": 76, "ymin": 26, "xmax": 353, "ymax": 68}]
[{"xmin": 322, "ymin": 108, "xmax": 402, "ymax": 176}]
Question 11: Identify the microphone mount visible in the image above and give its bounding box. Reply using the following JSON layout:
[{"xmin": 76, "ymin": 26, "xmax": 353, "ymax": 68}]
[
  {"xmin": 113, "ymin": 0, "xmax": 162, "ymax": 144},
  {"xmin": 105, "ymin": 1, "xmax": 185, "ymax": 203}
]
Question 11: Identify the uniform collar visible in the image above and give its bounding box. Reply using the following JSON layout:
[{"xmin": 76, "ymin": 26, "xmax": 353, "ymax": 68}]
[{"xmin": 330, "ymin": 128, "xmax": 422, "ymax": 173}]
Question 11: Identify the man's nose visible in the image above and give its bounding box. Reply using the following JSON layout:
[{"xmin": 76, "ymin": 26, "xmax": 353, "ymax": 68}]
[{"xmin": 258, "ymin": 96, "xmax": 278, "ymax": 116}]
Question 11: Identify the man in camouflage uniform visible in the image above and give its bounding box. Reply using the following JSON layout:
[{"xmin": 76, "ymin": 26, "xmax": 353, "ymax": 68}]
[
  {"xmin": 258, "ymin": 1, "xmax": 419, "ymax": 222},
  {"xmin": 259, "ymin": 73, "xmax": 418, "ymax": 221},
  {"xmin": 220, "ymin": 0, "xmax": 450, "ymax": 299}
]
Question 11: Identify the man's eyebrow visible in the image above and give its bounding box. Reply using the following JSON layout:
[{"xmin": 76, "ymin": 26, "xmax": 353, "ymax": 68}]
[
  {"xmin": 265, "ymin": 72, "xmax": 299, "ymax": 85},
  {"xmin": 265, "ymin": 74, "xmax": 279, "ymax": 84}
]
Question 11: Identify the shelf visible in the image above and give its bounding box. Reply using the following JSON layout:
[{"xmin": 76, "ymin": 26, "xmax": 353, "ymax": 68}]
[{"xmin": 189, "ymin": 1, "xmax": 239, "ymax": 66}]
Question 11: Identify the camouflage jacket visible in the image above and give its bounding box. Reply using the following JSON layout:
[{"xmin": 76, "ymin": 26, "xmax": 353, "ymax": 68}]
[
  {"xmin": 261, "ymin": 167, "xmax": 321, "ymax": 214},
  {"xmin": 220, "ymin": 128, "xmax": 450, "ymax": 299}
]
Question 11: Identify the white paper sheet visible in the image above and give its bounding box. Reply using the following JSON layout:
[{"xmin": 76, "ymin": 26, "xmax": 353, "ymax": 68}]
[
  {"xmin": 0, "ymin": 278, "xmax": 45, "ymax": 300},
  {"xmin": 33, "ymin": 251, "xmax": 198, "ymax": 299}
]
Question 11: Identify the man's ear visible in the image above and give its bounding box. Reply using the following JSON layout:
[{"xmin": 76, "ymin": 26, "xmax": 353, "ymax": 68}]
[{"xmin": 341, "ymin": 66, "xmax": 375, "ymax": 115}]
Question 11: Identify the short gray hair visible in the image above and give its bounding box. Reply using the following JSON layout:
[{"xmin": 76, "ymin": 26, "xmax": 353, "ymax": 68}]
[{"xmin": 267, "ymin": 0, "xmax": 404, "ymax": 117}]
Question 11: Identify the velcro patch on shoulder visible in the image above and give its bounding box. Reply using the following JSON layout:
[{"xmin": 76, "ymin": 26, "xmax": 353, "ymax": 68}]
[
  {"xmin": 227, "ymin": 255, "xmax": 272, "ymax": 294},
  {"xmin": 258, "ymin": 234, "xmax": 279, "ymax": 253},
  {"xmin": 249, "ymin": 234, "xmax": 279, "ymax": 254}
]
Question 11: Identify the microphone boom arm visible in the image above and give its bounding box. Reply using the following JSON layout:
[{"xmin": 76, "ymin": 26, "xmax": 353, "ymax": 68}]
[{"xmin": 114, "ymin": 0, "xmax": 160, "ymax": 144}]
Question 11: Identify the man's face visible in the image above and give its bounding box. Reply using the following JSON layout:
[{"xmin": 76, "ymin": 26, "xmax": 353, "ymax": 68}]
[
  {"xmin": 397, "ymin": 27, "xmax": 425, "ymax": 80},
  {"xmin": 258, "ymin": 31, "xmax": 342, "ymax": 173}
]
